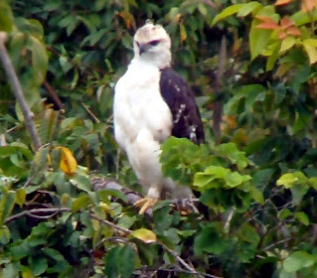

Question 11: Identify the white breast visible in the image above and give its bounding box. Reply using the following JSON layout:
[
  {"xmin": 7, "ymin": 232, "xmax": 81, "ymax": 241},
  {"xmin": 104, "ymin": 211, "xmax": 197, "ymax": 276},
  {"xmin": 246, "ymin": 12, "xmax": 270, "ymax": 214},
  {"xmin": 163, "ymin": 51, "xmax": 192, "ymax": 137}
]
[{"xmin": 113, "ymin": 59, "xmax": 172, "ymax": 150}]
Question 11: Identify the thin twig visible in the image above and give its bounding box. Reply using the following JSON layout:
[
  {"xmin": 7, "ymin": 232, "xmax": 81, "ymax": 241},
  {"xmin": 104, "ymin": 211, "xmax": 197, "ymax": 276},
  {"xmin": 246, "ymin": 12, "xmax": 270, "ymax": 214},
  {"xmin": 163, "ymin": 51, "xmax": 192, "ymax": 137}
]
[
  {"xmin": 160, "ymin": 242, "xmax": 199, "ymax": 276},
  {"xmin": 224, "ymin": 206, "xmax": 235, "ymax": 231},
  {"xmin": 82, "ymin": 103, "xmax": 100, "ymax": 123},
  {"xmin": 90, "ymin": 214, "xmax": 131, "ymax": 234},
  {"xmin": 5, "ymin": 205, "xmax": 219, "ymax": 278},
  {"xmin": 262, "ymin": 237, "xmax": 292, "ymax": 251},
  {"xmin": 5, "ymin": 207, "xmax": 70, "ymax": 224},
  {"xmin": 43, "ymin": 79, "xmax": 65, "ymax": 111},
  {"xmin": 164, "ymin": 268, "xmax": 222, "ymax": 278},
  {"xmin": 0, "ymin": 32, "xmax": 41, "ymax": 151}
]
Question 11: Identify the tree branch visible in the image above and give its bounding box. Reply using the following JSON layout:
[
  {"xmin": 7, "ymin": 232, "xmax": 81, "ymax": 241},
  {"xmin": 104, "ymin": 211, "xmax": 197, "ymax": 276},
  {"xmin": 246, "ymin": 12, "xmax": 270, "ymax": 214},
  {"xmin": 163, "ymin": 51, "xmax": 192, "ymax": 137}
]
[
  {"xmin": 0, "ymin": 32, "xmax": 41, "ymax": 151},
  {"xmin": 43, "ymin": 79, "xmax": 64, "ymax": 111},
  {"xmin": 5, "ymin": 207, "xmax": 70, "ymax": 224}
]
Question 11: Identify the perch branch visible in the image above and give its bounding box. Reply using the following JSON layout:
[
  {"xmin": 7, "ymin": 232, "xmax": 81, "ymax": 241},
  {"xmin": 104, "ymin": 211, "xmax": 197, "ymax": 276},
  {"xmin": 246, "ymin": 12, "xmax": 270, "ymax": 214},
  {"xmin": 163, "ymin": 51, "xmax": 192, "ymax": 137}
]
[{"xmin": 0, "ymin": 32, "xmax": 41, "ymax": 151}]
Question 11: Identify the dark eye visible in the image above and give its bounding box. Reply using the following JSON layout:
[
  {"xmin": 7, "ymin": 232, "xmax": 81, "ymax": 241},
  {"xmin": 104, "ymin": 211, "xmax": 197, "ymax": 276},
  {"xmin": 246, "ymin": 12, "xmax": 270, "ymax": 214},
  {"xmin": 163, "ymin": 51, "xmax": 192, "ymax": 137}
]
[{"xmin": 149, "ymin": 40, "xmax": 160, "ymax": 46}]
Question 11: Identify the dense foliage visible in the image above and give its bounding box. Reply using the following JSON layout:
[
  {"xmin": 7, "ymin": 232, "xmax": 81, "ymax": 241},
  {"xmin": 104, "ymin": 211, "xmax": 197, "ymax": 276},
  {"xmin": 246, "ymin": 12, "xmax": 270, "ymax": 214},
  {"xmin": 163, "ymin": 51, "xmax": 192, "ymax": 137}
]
[{"xmin": 1, "ymin": 0, "xmax": 317, "ymax": 277}]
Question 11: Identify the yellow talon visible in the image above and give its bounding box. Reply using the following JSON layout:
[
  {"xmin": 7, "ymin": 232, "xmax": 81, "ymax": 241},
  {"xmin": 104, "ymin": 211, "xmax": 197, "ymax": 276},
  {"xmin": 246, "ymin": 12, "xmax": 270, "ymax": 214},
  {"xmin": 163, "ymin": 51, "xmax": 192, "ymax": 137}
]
[{"xmin": 134, "ymin": 197, "xmax": 158, "ymax": 215}]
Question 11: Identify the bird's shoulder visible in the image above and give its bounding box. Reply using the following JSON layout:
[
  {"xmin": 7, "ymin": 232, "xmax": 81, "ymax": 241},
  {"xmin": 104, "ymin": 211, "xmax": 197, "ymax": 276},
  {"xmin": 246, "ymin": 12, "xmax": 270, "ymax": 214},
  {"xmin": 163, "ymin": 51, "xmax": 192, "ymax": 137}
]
[{"xmin": 159, "ymin": 67, "xmax": 204, "ymax": 144}]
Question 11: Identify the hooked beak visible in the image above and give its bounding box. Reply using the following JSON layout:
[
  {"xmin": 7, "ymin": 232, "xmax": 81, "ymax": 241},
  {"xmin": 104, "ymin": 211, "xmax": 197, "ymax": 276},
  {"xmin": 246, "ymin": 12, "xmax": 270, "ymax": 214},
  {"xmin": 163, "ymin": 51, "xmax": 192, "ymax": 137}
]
[{"xmin": 139, "ymin": 44, "xmax": 149, "ymax": 55}]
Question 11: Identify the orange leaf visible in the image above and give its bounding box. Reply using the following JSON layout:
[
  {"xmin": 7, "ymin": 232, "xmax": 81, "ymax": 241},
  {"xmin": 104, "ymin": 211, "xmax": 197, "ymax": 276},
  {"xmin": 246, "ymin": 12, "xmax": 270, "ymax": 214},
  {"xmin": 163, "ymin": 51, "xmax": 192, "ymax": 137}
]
[
  {"xmin": 57, "ymin": 147, "xmax": 77, "ymax": 175},
  {"xmin": 301, "ymin": 0, "xmax": 317, "ymax": 11},
  {"xmin": 280, "ymin": 17, "xmax": 295, "ymax": 30},
  {"xmin": 275, "ymin": 0, "xmax": 294, "ymax": 5},
  {"xmin": 257, "ymin": 22, "xmax": 279, "ymax": 30},
  {"xmin": 286, "ymin": 26, "xmax": 302, "ymax": 36},
  {"xmin": 256, "ymin": 16, "xmax": 279, "ymax": 30},
  {"xmin": 278, "ymin": 30, "xmax": 287, "ymax": 40}
]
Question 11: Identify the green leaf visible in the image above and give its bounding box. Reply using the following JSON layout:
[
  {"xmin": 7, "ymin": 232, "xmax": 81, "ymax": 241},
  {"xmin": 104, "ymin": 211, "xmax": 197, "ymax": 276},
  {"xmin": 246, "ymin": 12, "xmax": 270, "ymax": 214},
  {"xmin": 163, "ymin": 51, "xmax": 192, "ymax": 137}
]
[
  {"xmin": 277, "ymin": 172, "xmax": 307, "ymax": 188},
  {"xmin": 308, "ymin": 177, "xmax": 317, "ymax": 190},
  {"xmin": 237, "ymin": 2, "xmax": 262, "ymax": 17},
  {"xmin": 283, "ymin": 251, "xmax": 314, "ymax": 273},
  {"xmin": 194, "ymin": 166, "xmax": 230, "ymax": 188},
  {"xmin": 71, "ymin": 195, "xmax": 92, "ymax": 213},
  {"xmin": 278, "ymin": 208, "xmax": 292, "ymax": 220},
  {"xmin": 224, "ymin": 172, "xmax": 244, "ymax": 187},
  {"xmin": 291, "ymin": 10, "xmax": 311, "ymax": 26},
  {"xmin": 0, "ymin": 145, "xmax": 32, "ymax": 160},
  {"xmin": 104, "ymin": 246, "xmax": 120, "ymax": 278},
  {"xmin": 3, "ymin": 263, "xmax": 19, "ymax": 278},
  {"xmin": 290, "ymin": 185, "xmax": 309, "ymax": 206},
  {"xmin": 216, "ymin": 143, "xmax": 249, "ymax": 169},
  {"xmin": 98, "ymin": 189, "xmax": 127, "ymax": 203},
  {"xmin": 30, "ymin": 37, "xmax": 48, "ymax": 84},
  {"xmin": 250, "ymin": 21, "xmax": 272, "ymax": 60},
  {"xmin": 15, "ymin": 188, "xmax": 26, "ymax": 207},
  {"xmin": 250, "ymin": 186, "xmax": 264, "ymax": 204},
  {"xmin": 237, "ymin": 223, "xmax": 260, "ymax": 244},
  {"xmin": 31, "ymin": 257, "xmax": 48, "ymax": 276},
  {"xmin": 0, "ymin": 225, "xmax": 10, "ymax": 244},
  {"xmin": 0, "ymin": 190, "xmax": 15, "ymax": 225},
  {"xmin": 194, "ymin": 223, "xmax": 226, "ymax": 255},
  {"xmin": 38, "ymin": 109, "xmax": 59, "ymax": 144},
  {"xmin": 212, "ymin": 4, "xmax": 244, "ymax": 26},
  {"xmin": 266, "ymin": 42, "xmax": 280, "ymax": 71},
  {"xmin": 118, "ymin": 245, "xmax": 136, "ymax": 278},
  {"xmin": 70, "ymin": 175, "xmax": 92, "ymax": 192},
  {"xmin": 294, "ymin": 212, "xmax": 309, "ymax": 226},
  {"xmin": 43, "ymin": 247, "xmax": 65, "ymax": 261},
  {"xmin": 10, "ymin": 242, "xmax": 30, "ymax": 260},
  {"xmin": 154, "ymin": 206, "xmax": 173, "ymax": 233},
  {"xmin": 280, "ymin": 37, "xmax": 296, "ymax": 53},
  {"xmin": 252, "ymin": 168, "xmax": 274, "ymax": 190},
  {"xmin": 303, "ymin": 39, "xmax": 317, "ymax": 64},
  {"xmin": 0, "ymin": 2, "xmax": 13, "ymax": 32}
]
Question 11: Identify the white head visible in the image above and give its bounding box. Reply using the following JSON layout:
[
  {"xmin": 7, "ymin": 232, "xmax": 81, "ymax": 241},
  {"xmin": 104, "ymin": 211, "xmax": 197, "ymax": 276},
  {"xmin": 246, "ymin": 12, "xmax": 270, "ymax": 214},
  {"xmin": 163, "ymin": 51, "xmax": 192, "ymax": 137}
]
[{"xmin": 133, "ymin": 20, "xmax": 171, "ymax": 69}]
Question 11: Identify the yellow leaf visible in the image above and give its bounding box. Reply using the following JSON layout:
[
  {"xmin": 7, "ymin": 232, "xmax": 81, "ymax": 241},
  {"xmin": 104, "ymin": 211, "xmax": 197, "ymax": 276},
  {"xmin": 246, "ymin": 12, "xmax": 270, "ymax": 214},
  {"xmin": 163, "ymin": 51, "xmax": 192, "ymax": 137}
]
[
  {"xmin": 99, "ymin": 202, "xmax": 111, "ymax": 212},
  {"xmin": 280, "ymin": 36, "xmax": 296, "ymax": 53},
  {"xmin": 303, "ymin": 40, "xmax": 317, "ymax": 64},
  {"xmin": 179, "ymin": 23, "xmax": 187, "ymax": 42},
  {"xmin": 304, "ymin": 38, "xmax": 317, "ymax": 47},
  {"xmin": 56, "ymin": 147, "xmax": 77, "ymax": 175},
  {"xmin": 130, "ymin": 228, "xmax": 156, "ymax": 243}
]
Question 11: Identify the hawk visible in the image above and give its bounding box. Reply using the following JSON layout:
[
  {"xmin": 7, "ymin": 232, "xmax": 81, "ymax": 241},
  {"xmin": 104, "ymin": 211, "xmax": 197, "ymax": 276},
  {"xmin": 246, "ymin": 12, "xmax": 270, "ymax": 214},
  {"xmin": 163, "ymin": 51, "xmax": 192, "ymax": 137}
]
[{"xmin": 113, "ymin": 21, "xmax": 204, "ymax": 214}]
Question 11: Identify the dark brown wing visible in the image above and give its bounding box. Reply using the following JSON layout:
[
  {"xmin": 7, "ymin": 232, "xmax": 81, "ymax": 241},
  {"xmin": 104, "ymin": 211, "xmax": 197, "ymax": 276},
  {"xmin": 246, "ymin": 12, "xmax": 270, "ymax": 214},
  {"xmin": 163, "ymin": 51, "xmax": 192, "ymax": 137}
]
[{"xmin": 159, "ymin": 68, "xmax": 204, "ymax": 144}]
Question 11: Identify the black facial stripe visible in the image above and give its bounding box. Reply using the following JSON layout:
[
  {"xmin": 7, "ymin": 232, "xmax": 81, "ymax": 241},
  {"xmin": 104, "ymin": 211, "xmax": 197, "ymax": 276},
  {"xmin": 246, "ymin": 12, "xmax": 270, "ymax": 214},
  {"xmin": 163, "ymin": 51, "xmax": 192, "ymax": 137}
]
[{"xmin": 149, "ymin": 40, "xmax": 160, "ymax": 46}]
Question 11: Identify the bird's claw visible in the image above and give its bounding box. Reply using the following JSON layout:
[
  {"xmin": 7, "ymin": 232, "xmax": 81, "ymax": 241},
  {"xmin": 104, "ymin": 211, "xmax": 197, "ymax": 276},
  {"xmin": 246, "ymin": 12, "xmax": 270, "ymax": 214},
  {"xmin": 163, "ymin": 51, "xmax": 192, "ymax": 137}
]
[{"xmin": 134, "ymin": 197, "xmax": 158, "ymax": 215}]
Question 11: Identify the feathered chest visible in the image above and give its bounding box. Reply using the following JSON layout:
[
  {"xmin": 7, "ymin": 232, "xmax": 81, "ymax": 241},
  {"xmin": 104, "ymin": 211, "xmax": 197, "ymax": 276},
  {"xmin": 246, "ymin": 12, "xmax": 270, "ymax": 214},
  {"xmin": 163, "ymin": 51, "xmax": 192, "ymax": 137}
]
[{"xmin": 114, "ymin": 61, "xmax": 173, "ymax": 146}]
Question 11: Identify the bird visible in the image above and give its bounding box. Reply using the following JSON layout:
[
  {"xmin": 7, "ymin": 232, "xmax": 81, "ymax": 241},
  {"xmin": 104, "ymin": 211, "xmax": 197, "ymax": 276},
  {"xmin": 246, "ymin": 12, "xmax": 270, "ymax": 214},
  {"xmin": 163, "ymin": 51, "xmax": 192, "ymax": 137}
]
[{"xmin": 113, "ymin": 20, "xmax": 204, "ymax": 214}]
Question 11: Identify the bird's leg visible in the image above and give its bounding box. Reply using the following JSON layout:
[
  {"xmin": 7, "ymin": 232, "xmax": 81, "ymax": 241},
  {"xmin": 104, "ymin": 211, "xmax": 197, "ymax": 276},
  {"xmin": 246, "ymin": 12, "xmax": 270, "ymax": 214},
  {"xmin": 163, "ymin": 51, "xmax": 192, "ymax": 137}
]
[{"xmin": 134, "ymin": 185, "xmax": 160, "ymax": 215}]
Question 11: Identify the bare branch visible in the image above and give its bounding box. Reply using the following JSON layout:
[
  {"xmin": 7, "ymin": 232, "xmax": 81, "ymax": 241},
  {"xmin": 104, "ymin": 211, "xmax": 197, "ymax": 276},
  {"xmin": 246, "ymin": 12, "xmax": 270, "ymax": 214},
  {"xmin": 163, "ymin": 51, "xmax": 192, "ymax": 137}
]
[
  {"xmin": 262, "ymin": 237, "xmax": 292, "ymax": 251},
  {"xmin": 5, "ymin": 207, "xmax": 70, "ymax": 224},
  {"xmin": 160, "ymin": 242, "xmax": 203, "ymax": 277},
  {"xmin": 0, "ymin": 32, "xmax": 41, "ymax": 151},
  {"xmin": 90, "ymin": 214, "xmax": 131, "ymax": 235}
]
